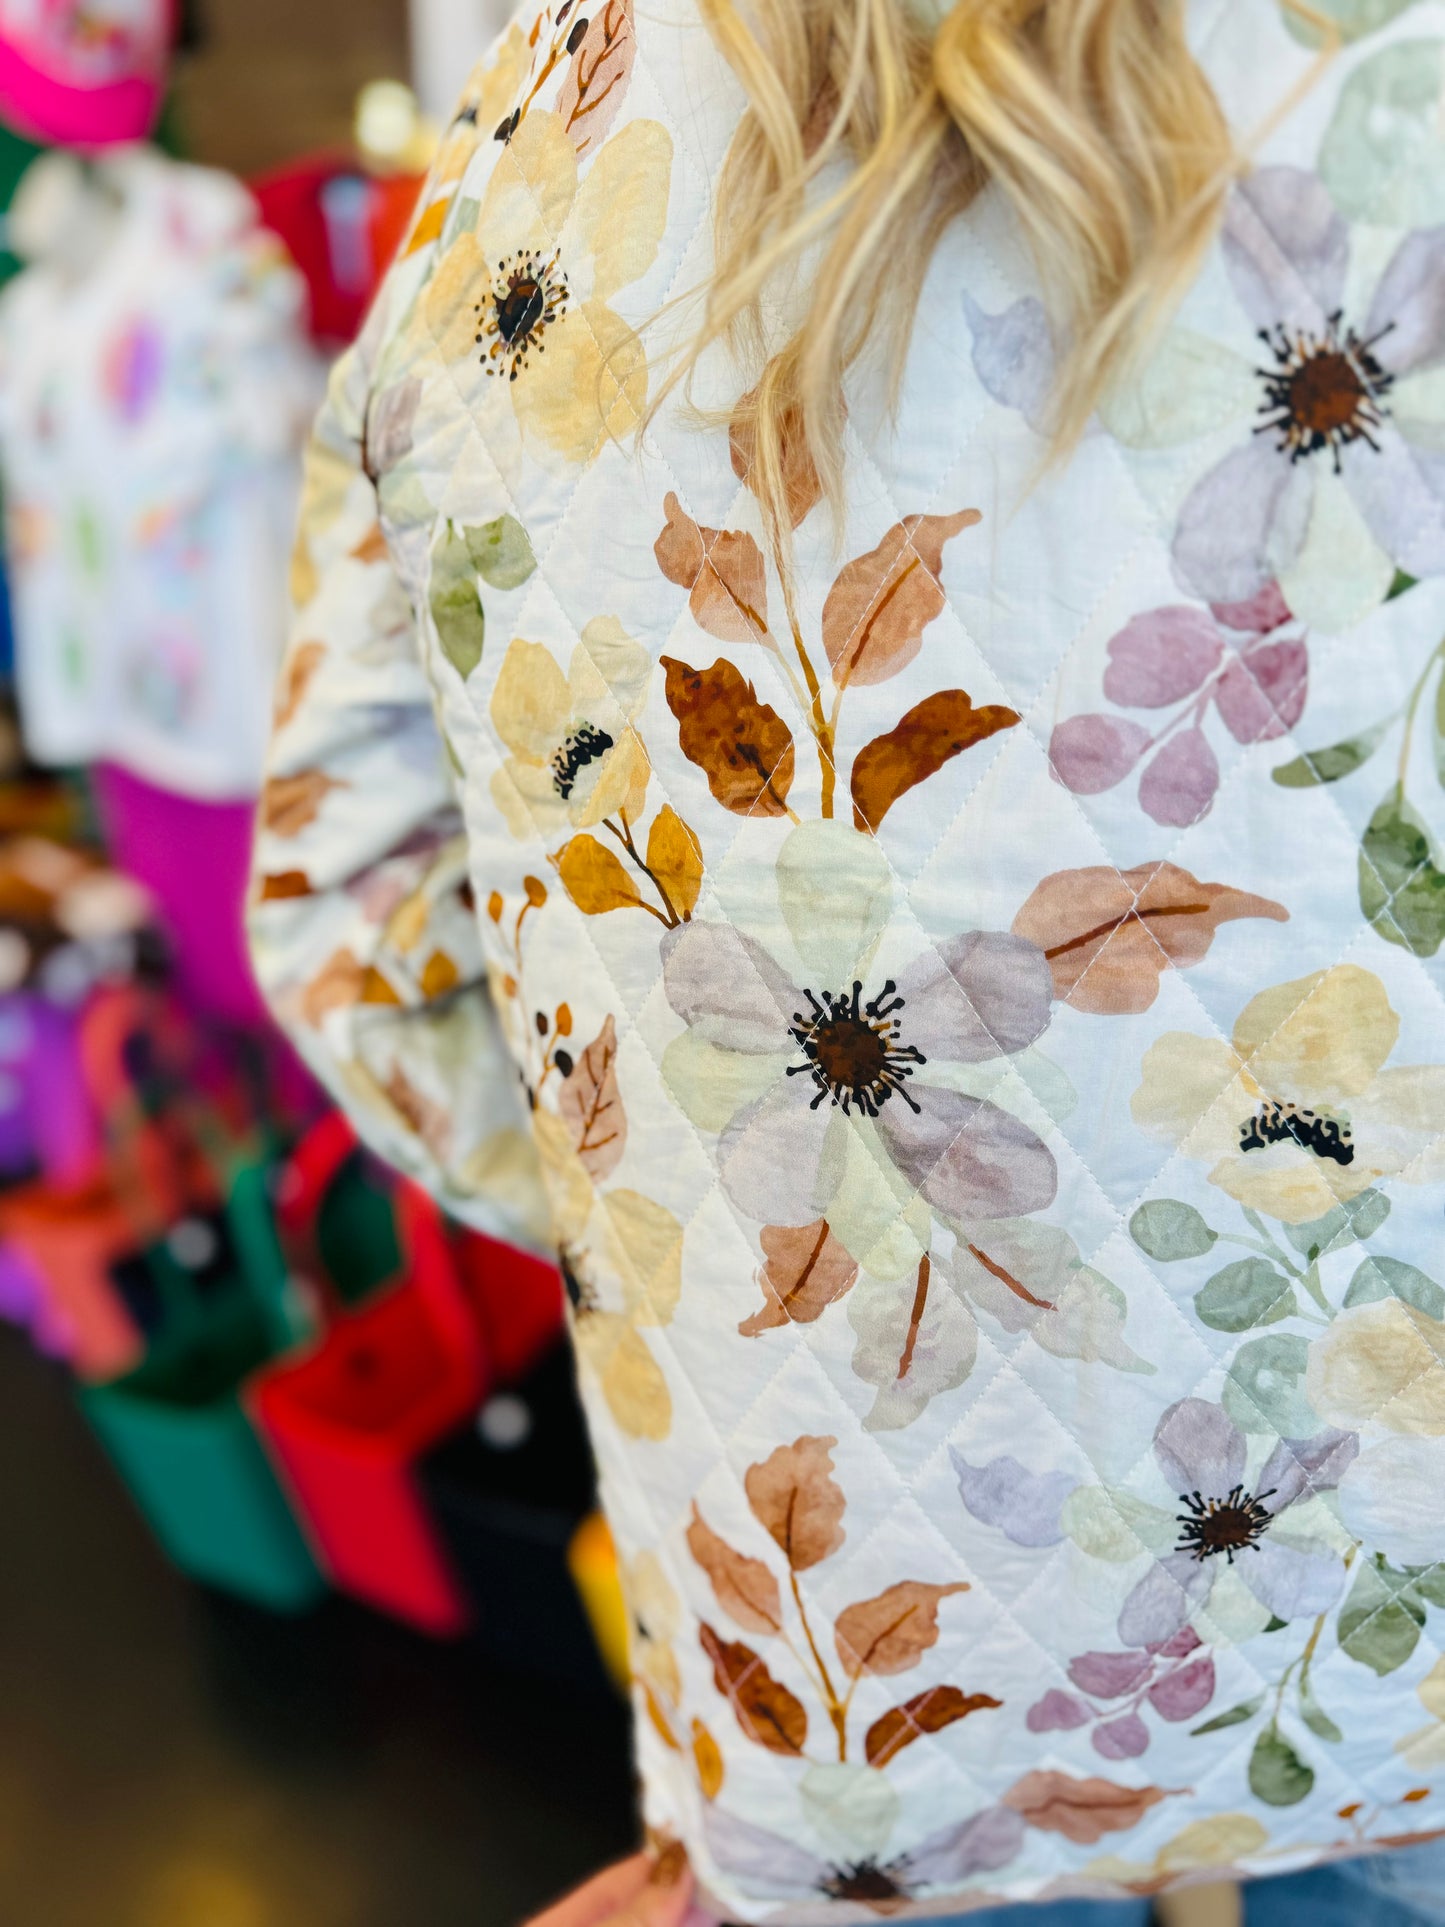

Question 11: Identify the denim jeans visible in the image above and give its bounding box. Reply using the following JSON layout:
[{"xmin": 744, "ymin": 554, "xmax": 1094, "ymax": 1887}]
[{"xmin": 916, "ymin": 1835, "xmax": 1445, "ymax": 1924}]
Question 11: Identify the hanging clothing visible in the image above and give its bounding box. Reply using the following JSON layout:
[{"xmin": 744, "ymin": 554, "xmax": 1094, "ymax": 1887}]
[
  {"xmin": 0, "ymin": 0, "xmax": 172, "ymax": 148},
  {"xmin": 250, "ymin": 2, "xmax": 1445, "ymax": 1919},
  {"xmin": 0, "ymin": 147, "xmax": 321, "ymax": 799}
]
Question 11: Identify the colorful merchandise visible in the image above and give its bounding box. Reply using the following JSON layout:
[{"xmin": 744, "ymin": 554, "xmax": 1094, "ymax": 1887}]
[
  {"xmin": 0, "ymin": 0, "xmax": 170, "ymax": 148},
  {"xmin": 250, "ymin": 2, "xmax": 1445, "ymax": 1918},
  {"xmin": 0, "ymin": 146, "xmax": 320, "ymax": 799}
]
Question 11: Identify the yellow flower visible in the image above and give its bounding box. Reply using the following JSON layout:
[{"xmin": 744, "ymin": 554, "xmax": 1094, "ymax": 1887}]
[
  {"xmin": 489, "ymin": 617, "xmax": 651, "ymax": 840},
  {"xmin": 405, "ymin": 24, "xmax": 532, "ymax": 260},
  {"xmin": 533, "ymin": 1110, "xmax": 682, "ymax": 1439},
  {"xmin": 1308, "ymin": 1299, "xmax": 1445, "ymax": 1436},
  {"xmin": 423, "ymin": 109, "xmax": 671, "ymax": 464},
  {"xmin": 1132, "ymin": 965, "xmax": 1445, "ymax": 1224}
]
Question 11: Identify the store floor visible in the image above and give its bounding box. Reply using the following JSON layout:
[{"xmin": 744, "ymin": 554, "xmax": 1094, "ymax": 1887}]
[{"xmin": 0, "ymin": 1328, "xmax": 636, "ymax": 1927}]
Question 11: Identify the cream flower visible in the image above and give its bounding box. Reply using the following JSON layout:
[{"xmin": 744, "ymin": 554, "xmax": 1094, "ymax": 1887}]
[
  {"xmin": 532, "ymin": 1109, "xmax": 682, "ymax": 1440},
  {"xmin": 423, "ymin": 109, "xmax": 671, "ymax": 464},
  {"xmin": 1132, "ymin": 965, "xmax": 1445, "ymax": 1224},
  {"xmin": 1309, "ymin": 1299, "xmax": 1445, "ymax": 1438},
  {"xmin": 489, "ymin": 618, "xmax": 651, "ymax": 840}
]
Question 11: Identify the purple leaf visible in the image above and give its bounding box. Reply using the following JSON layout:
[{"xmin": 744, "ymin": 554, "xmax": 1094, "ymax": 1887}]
[
  {"xmin": 1213, "ymin": 637, "xmax": 1308, "ymax": 744},
  {"xmin": 1138, "ymin": 727, "xmax": 1219, "ymax": 826},
  {"xmin": 1093, "ymin": 1712, "xmax": 1151, "ymax": 1760},
  {"xmin": 1147, "ymin": 1655, "xmax": 1217, "ymax": 1722},
  {"xmin": 1049, "ymin": 714, "xmax": 1152, "ymax": 794},
  {"xmin": 1103, "ymin": 607, "xmax": 1225, "ymax": 708},
  {"xmin": 1068, "ymin": 1650, "xmax": 1153, "ymax": 1699},
  {"xmin": 1209, "ymin": 583, "xmax": 1291, "ymax": 635},
  {"xmin": 951, "ymin": 1448, "xmax": 1076, "ymax": 1547},
  {"xmin": 1026, "ymin": 1690, "xmax": 1092, "ymax": 1733}
]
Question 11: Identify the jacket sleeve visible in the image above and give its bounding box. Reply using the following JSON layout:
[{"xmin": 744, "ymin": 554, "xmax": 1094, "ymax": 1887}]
[{"xmin": 246, "ymin": 329, "xmax": 553, "ymax": 1257}]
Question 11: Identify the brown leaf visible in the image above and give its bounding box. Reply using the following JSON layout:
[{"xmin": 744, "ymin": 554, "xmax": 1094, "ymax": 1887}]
[
  {"xmin": 687, "ymin": 1506, "xmax": 784, "ymax": 1635},
  {"xmin": 261, "ymin": 769, "xmax": 344, "ymax": 838},
  {"xmin": 744, "ymin": 1435, "xmax": 845, "ymax": 1572},
  {"xmin": 662, "ymin": 656, "xmax": 795, "ymax": 816},
  {"xmin": 700, "ymin": 1624, "xmax": 808, "ymax": 1756},
  {"xmin": 384, "ymin": 1064, "xmax": 449, "ymax": 1155},
  {"xmin": 851, "ymin": 689, "xmax": 1020, "ymax": 832},
  {"xmin": 554, "ymin": 835, "xmax": 646, "ymax": 915},
  {"xmin": 729, "ymin": 393, "xmax": 823, "ymax": 530},
  {"xmin": 257, "ymin": 870, "xmax": 313, "ymax": 902},
  {"xmin": 864, "ymin": 1686, "xmax": 1003, "ymax": 1768},
  {"xmin": 834, "ymin": 1580, "xmax": 969, "ymax": 1680},
  {"xmin": 655, "ymin": 494, "xmax": 770, "ymax": 646},
  {"xmin": 1011, "ymin": 862, "xmax": 1289, "ymax": 1016},
  {"xmin": 646, "ymin": 805, "xmax": 704, "ymax": 920},
  {"xmin": 351, "ymin": 523, "xmax": 389, "ymax": 564},
  {"xmin": 274, "ymin": 640, "xmax": 327, "ymax": 728},
  {"xmin": 691, "ymin": 1718, "xmax": 724, "ymax": 1800},
  {"xmin": 642, "ymin": 1681, "xmax": 681, "ymax": 1750},
  {"xmin": 301, "ymin": 946, "xmax": 364, "ymax": 1025},
  {"xmin": 556, "ymin": 0, "xmax": 635, "ymax": 156},
  {"xmin": 420, "ymin": 949, "xmax": 460, "ymax": 998},
  {"xmin": 823, "ymin": 509, "xmax": 981, "ymax": 689},
  {"xmin": 1003, "ymin": 1772, "xmax": 1173, "ymax": 1845},
  {"xmin": 558, "ymin": 1013, "xmax": 627, "ymax": 1180},
  {"xmin": 740, "ymin": 1220, "xmax": 859, "ymax": 1335},
  {"xmin": 359, "ymin": 967, "xmax": 402, "ymax": 1005}
]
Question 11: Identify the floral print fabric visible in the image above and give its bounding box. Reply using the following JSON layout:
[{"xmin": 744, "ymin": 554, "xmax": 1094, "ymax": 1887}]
[{"xmin": 250, "ymin": 1, "xmax": 1445, "ymax": 1917}]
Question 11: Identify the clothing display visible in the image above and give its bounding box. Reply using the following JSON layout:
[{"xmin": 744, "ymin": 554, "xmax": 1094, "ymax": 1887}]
[
  {"xmin": 0, "ymin": 147, "xmax": 321, "ymax": 799},
  {"xmin": 0, "ymin": 0, "xmax": 172, "ymax": 149},
  {"xmin": 249, "ymin": 0, "xmax": 1445, "ymax": 1919}
]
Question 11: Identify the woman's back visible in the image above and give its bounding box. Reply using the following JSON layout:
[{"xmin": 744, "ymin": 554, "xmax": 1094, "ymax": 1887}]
[{"xmin": 251, "ymin": 3, "xmax": 1445, "ymax": 1915}]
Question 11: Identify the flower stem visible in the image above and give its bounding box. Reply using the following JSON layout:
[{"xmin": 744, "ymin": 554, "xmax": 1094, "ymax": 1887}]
[
  {"xmin": 791, "ymin": 621, "xmax": 837, "ymax": 819},
  {"xmin": 602, "ymin": 814, "xmax": 680, "ymax": 927},
  {"xmin": 1397, "ymin": 633, "xmax": 1445, "ymax": 787},
  {"xmin": 790, "ymin": 1568, "xmax": 848, "ymax": 1762}
]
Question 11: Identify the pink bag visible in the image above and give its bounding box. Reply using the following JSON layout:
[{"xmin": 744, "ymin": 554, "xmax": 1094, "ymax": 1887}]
[{"xmin": 0, "ymin": 0, "xmax": 172, "ymax": 148}]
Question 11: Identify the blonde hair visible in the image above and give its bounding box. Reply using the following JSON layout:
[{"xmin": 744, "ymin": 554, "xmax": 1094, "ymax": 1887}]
[{"xmin": 651, "ymin": 0, "xmax": 1245, "ymax": 557}]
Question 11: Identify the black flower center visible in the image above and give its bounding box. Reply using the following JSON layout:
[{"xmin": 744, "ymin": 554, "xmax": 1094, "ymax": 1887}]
[
  {"xmin": 1255, "ymin": 313, "xmax": 1394, "ymax": 468},
  {"xmin": 1239, "ymin": 1100, "xmax": 1354, "ymax": 1166},
  {"xmin": 551, "ymin": 722, "xmax": 615, "ymax": 800},
  {"xmin": 1176, "ymin": 1483, "xmax": 1276, "ymax": 1563},
  {"xmin": 787, "ymin": 980, "xmax": 926, "ymax": 1117},
  {"xmin": 561, "ymin": 1253, "xmax": 597, "ymax": 1317},
  {"xmin": 475, "ymin": 249, "xmax": 569, "ymax": 381},
  {"xmin": 821, "ymin": 1861, "xmax": 909, "ymax": 1903}
]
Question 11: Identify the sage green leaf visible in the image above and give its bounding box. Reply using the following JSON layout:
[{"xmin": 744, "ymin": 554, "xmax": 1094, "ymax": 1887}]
[
  {"xmin": 1272, "ymin": 717, "xmax": 1392, "ymax": 788},
  {"xmin": 1191, "ymin": 1696, "xmax": 1262, "ymax": 1737},
  {"xmin": 1319, "ymin": 37, "xmax": 1445, "ymax": 226},
  {"xmin": 1338, "ymin": 1558, "xmax": 1426, "ymax": 1676},
  {"xmin": 1408, "ymin": 1564, "xmax": 1445, "ymax": 1609},
  {"xmin": 1223, "ymin": 1334, "xmax": 1317, "ymax": 1436},
  {"xmin": 1359, "ymin": 789, "xmax": 1445, "ymax": 957},
  {"xmin": 1298, "ymin": 1678, "xmax": 1343, "ymax": 1745},
  {"xmin": 1130, "ymin": 1199, "xmax": 1217, "ymax": 1262},
  {"xmin": 1284, "ymin": 1188, "xmax": 1390, "ymax": 1259},
  {"xmin": 1435, "ymin": 662, "xmax": 1445, "ymax": 789},
  {"xmin": 464, "ymin": 514, "xmax": 537, "ymax": 591},
  {"xmin": 429, "ymin": 524, "xmax": 486, "ymax": 678},
  {"xmin": 1194, "ymin": 1258, "xmax": 1295, "ymax": 1334},
  {"xmin": 1343, "ymin": 1254, "xmax": 1445, "ymax": 1319},
  {"xmin": 1248, "ymin": 1728, "xmax": 1314, "ymax": 1807},
  {"xmin": 1282, "ymin": 0, "xmax": 1416, "ymax": 46}
]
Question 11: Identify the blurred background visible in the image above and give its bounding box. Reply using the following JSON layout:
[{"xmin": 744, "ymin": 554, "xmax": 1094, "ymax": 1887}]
[{"xmin": 0, "ymin": 5, "xmax": 641, "ymax": 1923}]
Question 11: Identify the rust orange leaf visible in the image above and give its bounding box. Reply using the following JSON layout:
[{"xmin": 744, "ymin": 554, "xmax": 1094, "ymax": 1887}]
[
  {"xmin": 1003, "ymin": 1771, "xmax": 1173, "ymax": 1845},
  {"xmin": 686, "ymin": 1505, "xmax": 784, "ymax": 1636},
  {"xmin": 1011, "ymin": 861, "xmax": 1289, "ymax": 1016},
  {"xmin": 691, "ymin": 1718, "xmax": 725, "ymax": 1799},
  {"xmin": 822, "ymin": 508, "xmax": 980, "ymax": 689},
  {"xmin": 744, "ymin": 1435, "xmax": 846, "ymax": 1572},
  {"xmin": 262, "ymin": 768, "xmax": 344, "ymax": 838},
  {"xmin": 851, "ymin": 688, "xmax": 1020, "ymax": 832},
  {"xmin": 662, "ymin": 656, "xmax": 795, "ymax": 817},
  {"xmin": 655, "ymin": 493, "xmax": 770, "ymax": 646},
  {"xmin": 700, "ymin": 1624, "xmax": 808, "ymax": 1756},
  {"xmin": 558, "ymin": 1013, "xmax": 627, "ymax": 1180},
  {"xmin": 273, "ymin": 640, "xmax": 327, "ymax": 728},
  {"xmin": 729, "ymin": 391, "xmax": 823, "ymax": 531},
  {"xmin": 834, "ymin": 1580, "xmax": 969, "ymax": 1679},
  {"xmin": 740, "ymin": 1220, "xmax": 859, "ymax": 1335},
  {"xmin": 865, "ymin": 1686, "xmax": 1004, "ymax": 1767}
]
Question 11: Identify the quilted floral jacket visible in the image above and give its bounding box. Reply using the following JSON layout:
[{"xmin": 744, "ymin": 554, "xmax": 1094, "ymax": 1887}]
[{"xmin": 249, "ymin": 1, "xmax": 1445, "ymax": 1916}]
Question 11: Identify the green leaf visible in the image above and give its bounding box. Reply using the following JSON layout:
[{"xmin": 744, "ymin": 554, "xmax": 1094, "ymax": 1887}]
[
  {"xmin": 1343, "ymin": 1254, "xmax": 1445, "ymax": 1319},
  {"xmin": 429, "ymin": 524, "xmax": 487, "ymax": 678},
  {"xmin": 1248, "ymin": 1728, "xmax": 1314, "ymax": 1807},
  {"xmin": 1359, "ymin": 788, "xmax": 1445, "ymax": 958},
  {"xmin": 1391, "ymin": 569, "xmax": 1421, "ymax": 601},
  {"xmin": 1318, "ymin": 37, "xmax": 1445, "ymax": 226},
  {"xmin": 1130, "ymin": 1199, "xmax": 1217, "ymax": 1262},
  {"xmin": 1408, "ymin": 1564, "xmax": 1445, "ymax": 1610},
  {"xmin": 1223, "ymin": 1334, "xmax": 1318, "ymax": 1436},
  {"xmin": 1194, "ymin": 1258, "xmax": 1296, "ymax": 1334},
  {"xmin": 464, "ymin": 514, "xmax": 537, "ymax": 591},
  {"xmin": 1338, "ymin": 1558, "xmax": 1427, "ymax": 1676},
  {"xmin": 1284, "ymin": 1188, "xmax": 1390, "ymax": 1260},
  {"xmin": 1434, "ymin": 662, "xmax": 1445, "ymax": 791},
  {"xmin": 1191, "ymin": 1696, "xmax": 1262, "ymax": 1736},
  {"xmin": 1272, "ymin": 717, "xmax": 1393, "ymax": 788},
  {"xmin": 1298, "ymin": 1677, "xmax": 1343, "ymax": 1745}
]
